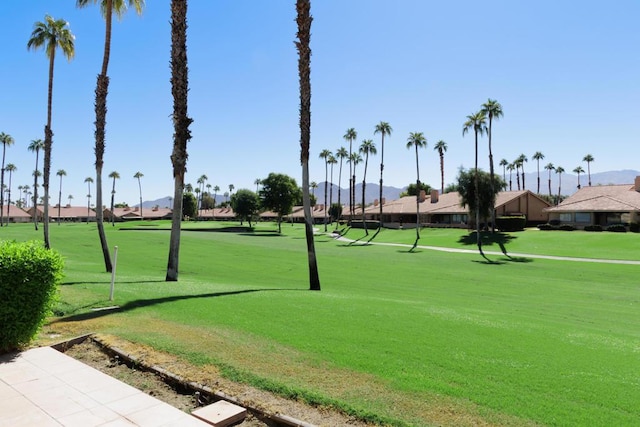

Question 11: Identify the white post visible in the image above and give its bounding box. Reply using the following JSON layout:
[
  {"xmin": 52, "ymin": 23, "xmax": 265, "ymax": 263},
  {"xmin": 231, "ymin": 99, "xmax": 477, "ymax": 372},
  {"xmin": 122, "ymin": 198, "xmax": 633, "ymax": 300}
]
[{"xmin": 109, "ymin": 246, "xmax": 118, "ymax": 301}]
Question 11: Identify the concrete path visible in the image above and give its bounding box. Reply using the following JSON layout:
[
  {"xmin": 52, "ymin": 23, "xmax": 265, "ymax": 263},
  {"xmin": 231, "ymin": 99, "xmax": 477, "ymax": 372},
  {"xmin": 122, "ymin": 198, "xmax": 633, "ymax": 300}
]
[{"xmin": 0, "ymin": 346, "xmax": 208, "ymax": 426}]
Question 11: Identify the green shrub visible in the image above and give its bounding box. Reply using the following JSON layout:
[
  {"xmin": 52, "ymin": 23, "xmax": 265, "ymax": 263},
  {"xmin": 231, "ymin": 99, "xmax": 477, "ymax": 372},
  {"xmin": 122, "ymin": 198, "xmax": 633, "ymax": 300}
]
[
  {"xmin": 606, "ymin": 224, "xmax": 627, "ymax": 233},
  {"xmin": 584, "ymin": 225, "xmax": 603, "ymax": 232},
  {"xmin": 496, "ymin": 215, "xmax": 526, "ymax": 232},
  {"xmin": 537, "ymin": 223, "xmax": 556, "ymax": 231},
  {"xmin": 558, "ymin": 224, "xmax": 575, "ymax": 231},
  {"xmin": 629, "ymin": 222, "xmax": 639, "ymax": 233},
  {"xmin": 0, "ymin": 241, "xmax": 64, "ymax": 352}
]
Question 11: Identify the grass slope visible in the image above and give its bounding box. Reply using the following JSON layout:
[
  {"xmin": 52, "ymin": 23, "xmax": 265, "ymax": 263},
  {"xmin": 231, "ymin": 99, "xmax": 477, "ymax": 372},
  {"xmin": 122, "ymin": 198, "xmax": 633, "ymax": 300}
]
[{"xmin": 2, "ymin": 222, "xmax": 639, "ymax": 426}]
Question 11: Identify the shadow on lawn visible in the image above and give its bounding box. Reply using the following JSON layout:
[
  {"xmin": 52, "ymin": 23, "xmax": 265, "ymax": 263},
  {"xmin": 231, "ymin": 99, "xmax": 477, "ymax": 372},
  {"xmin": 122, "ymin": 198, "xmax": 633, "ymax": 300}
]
[
  {"xmin": 60, "ymin": 280, "xmax": 167, "ymax": 286},
  {"xmin": 52, "ymin": 288, "xmax": 291, "ymax": 323}
]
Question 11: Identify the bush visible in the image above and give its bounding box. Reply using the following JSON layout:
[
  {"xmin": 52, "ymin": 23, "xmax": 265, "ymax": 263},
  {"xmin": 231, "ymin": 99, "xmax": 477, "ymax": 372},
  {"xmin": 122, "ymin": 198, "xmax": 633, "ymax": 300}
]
[
  {"xmin": 496, "ymin": 216, "xmax": 526, "ymax": 232},
  {"xmin": 584, "ymin": 225, "xmax": 603, "ymax": 232},
  {"xmin": 630, "ymin": 222, "xmax": 639, "ymax": 233},
  {"xmin": 549, "ymin": 219, "xmax": 561, "ymax": 226},
  {"xmin": 558, "ymin": 224, "xmax": 575, "ymax": 231},
  {"xmin": 537, "ymin": 223, "xmax": 556, "ymax": 231},
  {"xmin": 606, "ymin": 224, "xmax": 627, "ymax": 233},
  {"xmin": 0, "ymin": 241, "xmax": 64, "ymax": 352}
]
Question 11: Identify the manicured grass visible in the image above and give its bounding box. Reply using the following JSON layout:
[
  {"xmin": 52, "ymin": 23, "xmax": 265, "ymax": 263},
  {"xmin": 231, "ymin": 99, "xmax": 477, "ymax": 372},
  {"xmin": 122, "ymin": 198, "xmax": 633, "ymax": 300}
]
[{"xmin": 3, "ymin": 222, "xmax": 639, "ymax": 426}]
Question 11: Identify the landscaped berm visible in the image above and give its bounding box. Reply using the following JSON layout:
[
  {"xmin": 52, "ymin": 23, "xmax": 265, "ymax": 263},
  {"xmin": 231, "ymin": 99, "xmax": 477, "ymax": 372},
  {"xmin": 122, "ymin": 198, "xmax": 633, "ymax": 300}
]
[{"xmin": 2, "ymin": 221, "xmax": 639, "ymax": 426}]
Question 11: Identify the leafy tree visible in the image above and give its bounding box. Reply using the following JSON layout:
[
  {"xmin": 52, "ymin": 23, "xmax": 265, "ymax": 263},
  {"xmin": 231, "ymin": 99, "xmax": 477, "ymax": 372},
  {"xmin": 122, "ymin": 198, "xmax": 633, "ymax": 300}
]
[
  {"xmin": 56, "ymin": 169, "xmax": 66, "ymax": 225},
  {"xmin": 456, "ymin": 168, "xmax": 506, "ymax": 227},
  {"xmin": 0, "ymin": 132, "xmax": 14, "ymax": 227},
  {"xmin": 296, "ymin": 0, "xmax": 320, "ymax": 290},
  {"xmin": 166, "ymin": 0, "xmax": 192, "ymax": 281},
  {"xmin": 200, "ymin": 193, "xmax": 215, "ymax": 209},
  {"xmin": 544, "ymin": 162, "xmax": 555, "ymax": 198},
  {"xmin": 359, "ymin": 139, "xmax": 376, "ymax": 233},
  {"xmin": 114, "ymin": 202, "xmax": 128, "ymax": 208},
  {"xmin": 583, "ymin": 154, "xmax": 594, "ymax": 186},
  {"xmin": 406, "ymin": 131, "xmax": 427, "ymax": 249},
  {"xmin": 134, "ymin": 171, "xmax": 143, "ymax": 220},
  {"xmin": 27, "ymin": 15, "xmax": 75, "ymax": 249},
  {"xmin": 329, "ymin": 203, "xmax": 342, "ymax": 223},
  {"xmin": 400, "ymin": 182, "xmax": 432, "ymax": 198},
  {"xmin": 374, "ymin": 121, "xmax": 392, "ymax": 231},
  {"xmin": 260, "ymin": 173, "xmax": 299, "ymax": 233},
  {"xmin": 343, "ymin": 128, "xmax": 357, "ymax": 219},
  {"xmin": 532, "ymin": 151, "xmax": 544, "ymax": 194},
  {"xmin": 573, "ymin": 165, "xmax": 585, "ymax": 189},
  {"xmin": 319, "ymin": 149, "xmax": 332, "ymax": 231},
  {"xmin": 108, "ymin": 171, "xmax": 119, "ymax": 225},
  {"xmin": 433, "ymin": 140, "xmax": 447, "ymax": 195},
  {"xmin": 231, "ymin": 189, "xmax": 259, "ymax": 227},
  {"xmin": 481, "ymin": 99, "xmax": 503, "ymax": 232},
  {"xmin": 27, "ymin": 139, "xmax": 44, "ymax": 229},
  {"xmin": 182, "ymin": 191, "xmax": 197, "ymax": 218},
  {"xmin": 462, "ymin": 111, "xmax": 487, "ymax": 252}
]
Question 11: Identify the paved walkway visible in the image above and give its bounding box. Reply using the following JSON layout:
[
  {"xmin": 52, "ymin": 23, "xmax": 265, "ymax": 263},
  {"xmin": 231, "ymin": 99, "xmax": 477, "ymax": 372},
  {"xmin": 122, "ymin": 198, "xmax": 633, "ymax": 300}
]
[
  {"xmin": 334, "ymin": 235, "xmax": 640, "ymax": 265},
  {"xmin": 0, "ymin": 346, "xmax": 208, "ymax": 426}
]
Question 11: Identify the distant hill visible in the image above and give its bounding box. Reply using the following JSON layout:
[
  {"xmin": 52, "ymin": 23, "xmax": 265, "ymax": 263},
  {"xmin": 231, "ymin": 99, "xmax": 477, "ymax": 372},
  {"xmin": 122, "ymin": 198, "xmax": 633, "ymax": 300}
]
[{"xmin": 313, "ymin": 183, "xmax": 403, "ymax": 206}]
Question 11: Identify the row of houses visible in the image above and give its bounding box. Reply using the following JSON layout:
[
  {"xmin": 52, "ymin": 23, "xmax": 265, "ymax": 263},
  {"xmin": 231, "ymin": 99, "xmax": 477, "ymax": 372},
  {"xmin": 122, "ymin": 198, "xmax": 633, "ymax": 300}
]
[{"xmin": 2, "ymin": 177, "xmax": 640, "ymax": 229}]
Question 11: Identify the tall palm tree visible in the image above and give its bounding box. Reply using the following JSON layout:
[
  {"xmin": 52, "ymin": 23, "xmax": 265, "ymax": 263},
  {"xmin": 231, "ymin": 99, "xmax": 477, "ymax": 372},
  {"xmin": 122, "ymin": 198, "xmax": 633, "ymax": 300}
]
[
  {"xmin": 23, "ymin": 185, "xmax": 30, "ymax": 208},
  {"xmin": 532, "ymin": 151, "xmax": 545, "ymax": 194},
  {"xmin": 348, "ymin": 152, "xmax": 362, "ymax": 224},
  {"xmin": 56, "ymin": 169, "xmax": 66, "ymax": 225},
  {"xmin": 359, "ymin": 139, "xmax": 376, "ymax": 233},
  {"xmin": 583, "ymin": 154, "xmax": 594, "ymax": 186},
  {"xmin": 406, "ymin": 132, "xmax": 427, "ymax": 250},
  {"xmin": 296, "ymin": 0, "xmax": 320, "ymax": 290},
  {"xmin": 507, "ymin": 163, "xmax": 515, "ymax": 191},
  {"xmin": 76, "ymin": 0, "xmax": 144, "ymax": 270},
  {"xmin": 228, "ymin": 184, "xmax": 234, "ymax": 195},
  {"xmin": 84, "ymin": 176, "xmax": 93, "ymax": 223},
  {"xmin": 327, "ymin": 154, "xmax": 337, "ymax": 220},
  {"xmin": 573, "ymin": 166, "xmax": 585, "ymax": 190},
  {"xmin": 223, "ymin": 191, "xmax": 229, "ymax": 203},
  {"xmin": 254, "ymin": 178, "xmax": 261, "ymax": 193},
  {"xmin": 0, "ymin": 132, "xmax": 15, "ymax": 227},
  {"xmin": 17, "ymin": 185, "xmax": 23, "ymax": 208},
  {"xmin": 196, "ymin": 174, "xmax": 207, "ymax": 210},
  {"xmin": 481, "ymin": 99, "xmax": 503, "ymax": 233},
  {"xmin": 27, "ymin": 139, "xmax": 45, "ymax": 230},
  {"xmin": 499, "ymin": 158, "xmax": 508, "ymax": 184},
  {"xmin": 517, "ymin": 154, "xmax": 528, "ymax": 190},
  {"xmin": 319, "ymin": 148, "xmax": 332, "ymax": 231},
  {"xmin": 213, "ymin": 185, "xmax": 220, "ymax": 208},
  {"xmin": 310, "ymin": 181, "xmax": 317, "ymax": 199},
  {"xmin": 433, "ymin": 140, "xmax": 447, "ymax": 195},
  {"xmin": 544, "ymin": 163, "xmax": 555, "ymax": 198},
  {"xmin": 374, "ymin": 121, "xmax": 392, "ymax": 231},
  {"xmin": 514, "ymin": 157, "xmax": 521, "ymax": 190},
  {"xmin": 555, "ymin": 166, "xmax": 565, "ymax": 205},
  {"xmin": 134, "ymin": 171, "xmax": 143, "ymax": 220},
  {"xmin": 463, "ymin": 111, "xmax": 487, "ymax": 253},
  {"xmin": 108, "ymin": 171, "xmax": 119, "ymax": 225},
  {"xmin": 27, "ymin": 15, "xmax": 75, "ymax": 249},
  {"xmin": 68, "ymin": 194, "xmax": 73, "ymax": 206},
  {"xmin": 335, "ymin": 146, "xmax": 348, "ymax": 220},
  {"xmin": 4, "ymin": 163, "xmax": 16, "ymax": 226},
  {"xmin": 343, "ymin": 128, "xmax": 357, "ymax": 221}
]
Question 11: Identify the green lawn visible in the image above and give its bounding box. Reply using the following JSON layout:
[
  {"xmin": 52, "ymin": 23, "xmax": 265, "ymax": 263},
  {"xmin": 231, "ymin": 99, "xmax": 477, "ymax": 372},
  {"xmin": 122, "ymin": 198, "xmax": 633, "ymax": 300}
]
[{"xmin": 3, "ymin": 222, "xmax": 639, "ymax": 426}]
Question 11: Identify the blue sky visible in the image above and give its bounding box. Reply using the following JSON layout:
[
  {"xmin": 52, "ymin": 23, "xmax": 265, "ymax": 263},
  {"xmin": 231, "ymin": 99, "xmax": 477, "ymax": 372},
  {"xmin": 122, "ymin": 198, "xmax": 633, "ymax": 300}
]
[{"xmin": 1, "ymin": 1, "xmax": 638, "ymax": 206}]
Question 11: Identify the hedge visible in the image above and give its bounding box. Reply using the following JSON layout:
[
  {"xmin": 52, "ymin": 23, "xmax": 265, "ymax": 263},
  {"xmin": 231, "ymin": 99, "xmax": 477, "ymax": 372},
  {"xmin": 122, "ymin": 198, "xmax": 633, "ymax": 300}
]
[
  {"xmin": 495, "ymin": 216, "xmax": 526, "ymax": 232},
  {"xmin": 0, "ymin": 241, "xmax": 64, "ymax": 352}
]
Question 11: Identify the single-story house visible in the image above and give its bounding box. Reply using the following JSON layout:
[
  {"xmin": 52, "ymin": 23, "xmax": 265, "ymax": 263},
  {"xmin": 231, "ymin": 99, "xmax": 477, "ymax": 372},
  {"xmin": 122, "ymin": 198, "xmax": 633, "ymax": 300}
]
[
  {"xmin": 103, "ymin": 206, "xmax": 172, "ymax": 221},
  {"xmin": 544, "ymin": 177, "xmax": 640, "ymax": 228},
  {"xmin": 51, "ymin": 205, "xmax": 96, "ymax": 222},
  {"xmin": 0, "ymin": 205, "xmax": 32, "ymax": 223}
]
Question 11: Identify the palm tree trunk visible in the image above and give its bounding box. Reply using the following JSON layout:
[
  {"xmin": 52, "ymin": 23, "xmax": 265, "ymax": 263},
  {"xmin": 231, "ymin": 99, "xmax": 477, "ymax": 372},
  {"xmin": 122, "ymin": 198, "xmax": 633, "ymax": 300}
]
[
  {"xmin": 43, "ymin": 49, "xmax": 56, "ymax": 249},
  {"xmin": 361, "ymin": 155, "xmax": 368, "ymax": 234},
  {"xmin": 337, "ymin": 158, "xmax": 343, "ymax": 225},
  {"xmin": 474, "ymin": 132, "xmax": 481, "ymax": 253},
  {"xmin": 95, "ymin": 73, "xmax": 113, "ymax": 272},
  {"xmin": 0, "ymin": 146, "xmax": 5, "ymax": 227},
  {"xmin": 323, "ymin": 160, "xmax": 328, "ymax": 231},
  {"xmin": 488, "ymin": 118, "xmax": 496, "ymax": 233},
  {"xmin": 328, "ymin": 162, "xmax": 334, "ymax": 223},
  {"xmin": 110, "ymin": 178, "xmax": 116, "ymax": 226},
  {"xmin": 33, "ymin": 151, "xmax": 39, "ymax": 231},
  {"xmin": 378, "ymin": 134, "xmax": 384, "ymax": 230},
  {"xmin": 439, "ymin": 152, "xmax": 444, "ymax": 195},
  {"xmin": 166, "ymin": 0, "xmax": 192, "ymax": 282},
  {"xmin": 412, "ymin": 144, "xmax": 420, "ymax": 250}
]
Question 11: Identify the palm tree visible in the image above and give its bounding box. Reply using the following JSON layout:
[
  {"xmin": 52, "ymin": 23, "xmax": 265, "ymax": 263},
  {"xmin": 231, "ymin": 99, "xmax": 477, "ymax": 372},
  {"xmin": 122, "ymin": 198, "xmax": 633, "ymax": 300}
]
[
  {"xmin": 0, "ymin": 132, "xmax": 15, "ymax": 227},
  {"xmin": 583, "ymin": 154, "xmax": 594, "ymax": 186},
  {"xmin": 223, "ymin": 191, "xmax": 229, "ymax": 203},
  {"xmin": 499, "ymin": 158, "xmax": 508, "ymax": 184},
  {"xmin": 23, "ymin": 185, "xmax": 30, "ymax": 207},
  {"xmin": 514, "ymin": 157, "xmax": 521, "ymax": 190},
  {"xmin": 555, "ymin": 166, "xmax": 565, "ymax": 205},
  {"xmin": 134, "ymin": 171, "xmax": 143, "ymax": 220},
  {"xmin": 27, "ymin": 139, "xmax": 45, "ymax": 230},
  {"xmin": 544, "ymin": 163, "xmax": 555, "ymax": 198},
  {"xmin": 481, "ymin": 99, "xmax": 503, "ymax": 233},
  {"xmin": 27, "ymin": 14, "xmax": 75, "ymax": 249},
  {"xmin": 506, "ymin": 163, "xmax": 515, "ymax": 191},
  {"xmin": 573, "ymin": 165, "xmax": 585, "ymax": 189},
  {"xmin": 17, "ymin": 185, "xmax": 23, "ymax": 208},
  {"xmin": 213, "ymin": 185, "xmax": 220, "ymax": 208},
  {"xmin": 4, "ymin": 163, "xmax": 16, "ymax": 226},
  {"xmin": 76, "ymin": 0, "xmax": 144, "ymax": 270},
  {"xmin": 228, "ymin": 184, "xmax": 234, "ymax": 195},
  {"xmin": 319, "ymin": 148, "xmax": 332, "ymax": 231},
  {"xmin": 433, "ymin": 140, "xmax": 447, "ymax": 195},
  {"xmin": 254, "ymin": 178, "xmax": 261, "ymax": 193},
  {"xmin": 335, "ymin": 146, "xmax": 348, "ymax": 220},
  {"xmin": 84, "ymin": 176, "xmax": 93, "ymax": 223},
  {"xmin": 108, "ymin": 171, "xmax": 119, "ymax": 225},
  {"xmin": 296, "ymin": 0, "xmax": 320, "ymax": 290},
  {"xmin": 463, "ymin": 111, "xmax": 487, "ymax": 253},
  {"xmin": 56, "ymin": 169, "xmax": 66, "ymax": 225},
  {"xmin": 532, "ymin": 151, "xmax": 545, "ymax": 194},
  {"xmin": 517, "ymin": 154, "xmax": 528, "ymax": 190},
  {"xmin": 343, "ymin": 128, "xmax": 357, "ymax": 221},
  {"xmin": 405, "ymin": 132, "xmax": 427, "ymax": 250},
  {"xmin": 196, "ymin": 174, "xmax": 207, "ymax": 210},
  {"xmin": 359, "ymin": 139, "xmax": 376, "ymax": 233},
  {"xmin": 310, "ymin": 181, "xmax": 317, "ymax": 199},
  {"xmin": 327, "ymin": 154, "xmax": 337, "ymax": 221},
  {"xmin": 68, "ymin": 194, "xmax": 73, "ymax": 206},
  {"xmin": 348, "ymin": 152, "xmax": 362, "ymax": 225},
  {"xmin": 374, "ymin": 121, "xmax": 392, "ymax": 231}
]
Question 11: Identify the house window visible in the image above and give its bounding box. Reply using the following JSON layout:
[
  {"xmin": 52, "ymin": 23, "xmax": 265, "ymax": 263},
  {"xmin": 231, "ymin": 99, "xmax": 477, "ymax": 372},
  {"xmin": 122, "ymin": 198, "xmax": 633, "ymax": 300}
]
[
  {"xmin": 575, "ymin": 212, "xmax": 590, "ymax": 223},
  {"xmin": 452, "ymin": 214, "xmax": 467, "ymax": 224},
  {"xmin": 606, "ymin": 213, "xmax": 622, "ymax": 224},
  {"xmin": 559, "ymin": 213, "xmax": 572, "ymax": 222}
]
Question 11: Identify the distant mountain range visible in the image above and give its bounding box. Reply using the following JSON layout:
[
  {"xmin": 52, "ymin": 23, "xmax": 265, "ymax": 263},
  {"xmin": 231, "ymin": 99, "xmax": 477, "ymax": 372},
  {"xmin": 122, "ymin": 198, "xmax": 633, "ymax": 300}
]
[{"xmin": 138, "ymin": 169, "xmax": 640, "ymax": 208}]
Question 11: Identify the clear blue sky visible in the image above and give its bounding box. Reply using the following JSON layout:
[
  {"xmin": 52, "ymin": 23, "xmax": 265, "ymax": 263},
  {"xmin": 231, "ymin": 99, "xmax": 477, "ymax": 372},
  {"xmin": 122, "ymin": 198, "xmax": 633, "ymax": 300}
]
[{"xmin": 1, "ymin": 1, "xmax": 638, "ymax": 206}]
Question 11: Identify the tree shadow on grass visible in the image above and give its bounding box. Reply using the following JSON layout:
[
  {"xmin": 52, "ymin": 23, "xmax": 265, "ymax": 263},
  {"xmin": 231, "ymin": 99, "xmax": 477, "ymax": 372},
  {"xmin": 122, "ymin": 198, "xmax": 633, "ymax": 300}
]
[
  {"xmin": 61, "ymin": 280, "xmax": 167, "ymax": 286},
  {"xmin": 458, "ymin": 231, "xmax": 517, "ymax": 248},
  {"xmin": 50, "ymin": 288, "xmax": 293, "ymax": 324}
]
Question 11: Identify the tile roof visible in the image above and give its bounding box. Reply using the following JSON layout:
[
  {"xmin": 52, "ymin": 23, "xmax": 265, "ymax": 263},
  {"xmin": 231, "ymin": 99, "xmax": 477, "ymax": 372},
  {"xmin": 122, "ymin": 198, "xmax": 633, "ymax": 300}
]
[{"xmin": 545, "ymin": 184, "xmax": 640, "ymax": 212}]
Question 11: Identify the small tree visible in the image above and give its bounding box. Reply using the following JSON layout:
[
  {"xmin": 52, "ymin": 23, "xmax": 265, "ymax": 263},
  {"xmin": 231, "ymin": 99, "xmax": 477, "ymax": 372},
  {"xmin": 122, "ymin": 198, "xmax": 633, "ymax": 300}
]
[
  {"xmin": 456, "ymin": 168, "xmax": 506, "ymax": 228},
  {"xmin": 260, "ymin": 172, "xmax": 299, "ymax": 233},
  {"xmin": 231, "ymin": 189, "xmax": 259, "ymax": 227},
  {"xmin": 182, "ymin": 192, "xmax": 197, "ymax": 219}
]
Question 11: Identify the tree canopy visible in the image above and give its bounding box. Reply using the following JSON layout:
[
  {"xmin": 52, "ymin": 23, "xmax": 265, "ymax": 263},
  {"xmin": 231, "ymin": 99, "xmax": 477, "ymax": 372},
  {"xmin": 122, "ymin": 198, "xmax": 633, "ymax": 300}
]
[
  {"xmin": 456, "ymin": 168, "xmax": 506, "ymax": 227},
  {"xmin": 259, "ymin": 173, "xmax": 300, "ymax": 233},
  {"xmin": 231, "ymin": 189, "xmax": 259, "ymax": 227},
  {"xmin": 400, "ymin": 182, "xmax": 432, "ymax": 198}
]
